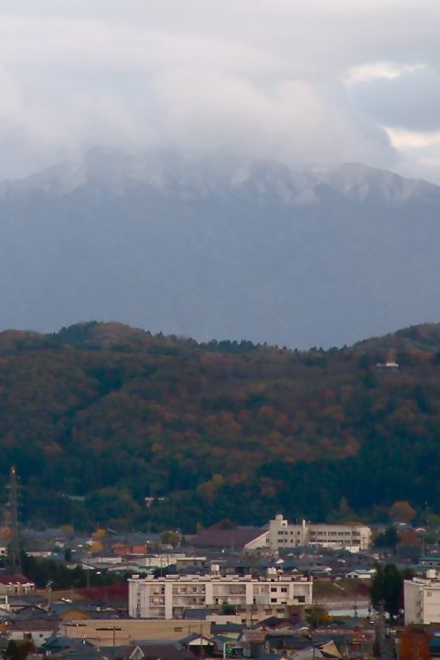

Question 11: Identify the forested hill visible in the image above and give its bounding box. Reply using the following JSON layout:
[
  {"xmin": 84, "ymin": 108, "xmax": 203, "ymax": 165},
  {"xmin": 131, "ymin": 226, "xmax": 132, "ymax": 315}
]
[{"xmin": 2, "ymin": 320, "xmax": 440, "ymax": 532}]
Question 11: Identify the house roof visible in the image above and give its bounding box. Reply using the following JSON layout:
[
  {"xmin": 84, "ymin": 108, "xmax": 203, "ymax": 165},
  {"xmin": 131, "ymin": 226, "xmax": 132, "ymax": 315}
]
[
  {"xmin": 41, "ymin": 636, "xmax": 92, "ymax": 650},
  {"xmin": 72, "ymin": 586, "xmax": 128, "ymax": 602},
  {"xmin": 8, "ymin": 619, "xmax": 59, "ymax": 631},
  {"xmin": 253, "ymin": 617, "xmax": 292, "ymax": 629},
  {"xmin": 15, "ymin": 605, "xmax": 54, "ymax": 619},
  {"xmin": 0, "ymin": 575, "xmax": 34, "ymax": 585},
  {"xmin": 179, "ymin": 633, "xmax": 213, "ymax": 645},
  {"xmin": 182, "ymin": 608, "xmax": 213, "ymax": 620},
  {"xmin": 211, "ymin": 624, "xmax": 244, "ymax": 634},
  {"xmin": 124, "ymin": 643, "xmax": 196, "ymax": 660},
  {"xmin": 63, "ymin": 642, "xmax": 106, "ymax": 660},
  {"xmin": 190, "ymin": 526, "xmax": 265, "ymax": 549}
]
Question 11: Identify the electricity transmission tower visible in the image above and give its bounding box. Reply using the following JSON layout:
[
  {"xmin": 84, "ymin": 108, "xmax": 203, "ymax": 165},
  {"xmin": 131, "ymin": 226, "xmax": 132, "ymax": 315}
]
[{"xmin": 5, "ymin": 466, "xmax": 22, "ymax": 575}]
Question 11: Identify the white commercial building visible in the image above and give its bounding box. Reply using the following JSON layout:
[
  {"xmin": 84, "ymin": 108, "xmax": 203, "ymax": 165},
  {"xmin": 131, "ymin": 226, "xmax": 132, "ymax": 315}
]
[
  {"xmin": 129, "ymin": 572, "xmax": 313, "ymax": 619},
  {"xmin": 404, "ymin": 572, "xmax": 440, "ymax": 624},
  {"xmin": 268, "ymin": 515, "xmax": 371, "ymax": 551}
]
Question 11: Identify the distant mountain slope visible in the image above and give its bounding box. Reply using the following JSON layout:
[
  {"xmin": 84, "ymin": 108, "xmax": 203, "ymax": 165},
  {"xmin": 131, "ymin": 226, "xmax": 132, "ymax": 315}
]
[
  {"xmin": 1, "ymin": 148, "xmax": 440, "ymax": 348},
  {"xmin": 1, "ymin": 321, "xmax": 440, "ymax": 530}
]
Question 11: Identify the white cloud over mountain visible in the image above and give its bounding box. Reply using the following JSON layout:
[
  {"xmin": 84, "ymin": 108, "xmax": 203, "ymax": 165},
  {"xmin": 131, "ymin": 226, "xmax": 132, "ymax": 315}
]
[{"xmin": 0, "ymin": 0, "xmax": 439, "ymax": 181}]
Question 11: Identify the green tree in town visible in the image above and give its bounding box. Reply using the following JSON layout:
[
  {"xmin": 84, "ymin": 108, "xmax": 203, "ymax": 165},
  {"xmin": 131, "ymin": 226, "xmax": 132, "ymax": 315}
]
[
  {"xmin": 374, "ymin": 526, "xmax": 399, "ymax": 550},
  {"xmin": 305, "ymin": 604, "xmax": 330, "ymax": 628},
  {"xmin": 370, "ymin": 564, "xmax": 412, "ymax": 619}
]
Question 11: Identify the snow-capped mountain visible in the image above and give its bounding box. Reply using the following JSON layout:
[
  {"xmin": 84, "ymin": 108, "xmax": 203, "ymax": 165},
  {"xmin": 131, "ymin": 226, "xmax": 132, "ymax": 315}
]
[
  {"xmin": 1, "ymin": 148, "xmax": 440, "ymax": 348},
  {"xmin": 2, "ymin": 148, "xmax": 437, "ymax": 204}
]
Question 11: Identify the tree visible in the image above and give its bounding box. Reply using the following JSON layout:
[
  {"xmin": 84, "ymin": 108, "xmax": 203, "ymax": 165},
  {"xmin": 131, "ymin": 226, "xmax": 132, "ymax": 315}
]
[
  {"xmin": 374, "ymin": 526, "xmax": 399, "ymax": 549},
  {"xmin": 59, "ymin": 525, "xmax": 74, "ymax": 537},
  {"xmin": 305, "ymin": 604, "xmax": 330, "ymax": 628},
  {"xmin": 399, "ymin": 625, "xmax": 432, "ymax": 660},
  {"xmin": 370, "ymin": 563, "xmax": 404, "ymax": 618},
  {"xmin": 160, "ymin": 531, "xmax": 182, "ymax": 548},
  {"xmin": 221, "ymin": 602, "xmax": 237, "ymax": 615},
  {"xmin": 389, "ymin": 501, "xmax": 416, "ymax": 523},
  {"xmin": 90, "ymin": 540, "xmax": 103, "ymax": 554},
  {"xmin": 4, "ymin": 641, "xmax": 34, "ymax": 660}
]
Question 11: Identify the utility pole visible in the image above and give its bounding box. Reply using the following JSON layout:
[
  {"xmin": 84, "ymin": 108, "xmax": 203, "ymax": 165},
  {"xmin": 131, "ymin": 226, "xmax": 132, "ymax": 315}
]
[
  {"xmin": 5, "ymin": 466, "xmax": 22, "ymax": 575},
  {"xmin": 46, "ymin": 580, "xmax": 53, "ymax": 612},
  {"xmin": 374, "ymin": 600, "xmax": 389, "ymax": 659}
]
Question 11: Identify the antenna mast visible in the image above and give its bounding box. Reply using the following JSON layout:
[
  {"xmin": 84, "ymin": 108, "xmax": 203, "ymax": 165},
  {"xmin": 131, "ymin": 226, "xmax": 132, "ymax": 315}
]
[{"xmin": 5, "ymin": 466, "xmax": 22, "ymax": 575}]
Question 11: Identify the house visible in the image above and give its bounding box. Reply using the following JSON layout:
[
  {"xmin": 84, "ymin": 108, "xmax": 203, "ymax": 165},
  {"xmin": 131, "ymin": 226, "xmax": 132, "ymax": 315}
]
[
  {"xmin": 50, "ymin": 605, "xmax": 92, "ymax": 621},
  {"xmin": 291, "ymin": 642, "xmax": 341, "ymax": 659},
  {"xmin": 41, "ymin": 635, "xmax": 93, "ymax": 657},
  {"xmin": 112, "ymin": 545, "xmax": 149, "ymax": 556},
  {"xmin": 179, "ymin": 633, "xmax": 214, "ymax": 657},
  {"xmin": 48, "ymin": 639, "xmax": 105, "ymax": 660},
  {"xmin": 122, "ymin": 643, "xmax": 196, "ymax": 660},
  {"xmin": 345, "ymin": 568, "xmax": 376, "ymax": 580},
  {"xmin": 0, "ymin": 576, "xmax": 35, "ymax": 596},
  {"xmin": 15, "ymin": 604, "xmax": 51, "ymax": 619},
  {"xmin": 7, "ymin": 619, "xmax": 59, "ymax": 647}
]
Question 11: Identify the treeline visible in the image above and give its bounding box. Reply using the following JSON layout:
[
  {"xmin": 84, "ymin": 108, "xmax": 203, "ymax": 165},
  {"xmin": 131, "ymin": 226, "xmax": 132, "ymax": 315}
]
[
  {"xmin": 19, "ymin": 551, "xmax": 129, "ymax": 589},
  {"xmin": 0, "ymin": 321, "xmax": 440, "ymax": 530}
]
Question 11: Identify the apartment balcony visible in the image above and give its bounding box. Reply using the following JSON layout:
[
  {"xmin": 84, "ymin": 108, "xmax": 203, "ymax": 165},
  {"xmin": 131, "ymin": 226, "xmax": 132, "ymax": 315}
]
[{"xmin": 173, "ymin": 597, "xmax": 206, "ymax": 606}]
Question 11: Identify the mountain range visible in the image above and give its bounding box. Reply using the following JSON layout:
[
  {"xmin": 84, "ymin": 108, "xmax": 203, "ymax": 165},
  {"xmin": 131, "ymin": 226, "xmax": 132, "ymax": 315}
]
[
  {"xmin": 1, "ymin": 148, "xmax": 440, "ymax": 348},
  {"xmin": 1, "ymin": 319, "xmax": 440, "ymax": 530}
]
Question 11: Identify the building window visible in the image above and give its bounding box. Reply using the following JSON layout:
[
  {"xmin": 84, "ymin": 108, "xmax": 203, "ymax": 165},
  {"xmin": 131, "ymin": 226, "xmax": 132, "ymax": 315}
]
[{"xmin": 174, "ymin": 627, "xmax": 183, "ymax": 632}]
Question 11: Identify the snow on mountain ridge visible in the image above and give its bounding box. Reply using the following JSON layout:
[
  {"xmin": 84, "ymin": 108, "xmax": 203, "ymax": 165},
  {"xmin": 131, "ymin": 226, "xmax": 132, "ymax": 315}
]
[{"xmin": 0, "ymin": 148, "xmax": 438, "ymax": 205}]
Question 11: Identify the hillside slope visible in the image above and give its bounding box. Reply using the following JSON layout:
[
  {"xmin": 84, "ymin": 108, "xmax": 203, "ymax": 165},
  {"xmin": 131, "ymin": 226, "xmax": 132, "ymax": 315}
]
[
  {"xmin": 1, "ymin": 149, "xmax": 440, "ymax": 348},
  {"xmin": 1, "ymin": 321, "xmax": 440, "ymax": 530}
]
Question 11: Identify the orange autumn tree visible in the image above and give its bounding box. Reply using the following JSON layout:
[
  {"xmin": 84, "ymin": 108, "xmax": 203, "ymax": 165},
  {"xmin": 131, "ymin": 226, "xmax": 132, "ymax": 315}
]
[{"xmin": 399, "ymin": 625, "xmax": 432, "ymax": 660}]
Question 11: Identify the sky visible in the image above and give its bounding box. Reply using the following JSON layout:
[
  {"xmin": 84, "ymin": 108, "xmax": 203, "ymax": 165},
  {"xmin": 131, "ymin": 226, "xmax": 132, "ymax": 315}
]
[{"xmin": 1, "ymin": 0, "xmax": 440, "ymax": 182}]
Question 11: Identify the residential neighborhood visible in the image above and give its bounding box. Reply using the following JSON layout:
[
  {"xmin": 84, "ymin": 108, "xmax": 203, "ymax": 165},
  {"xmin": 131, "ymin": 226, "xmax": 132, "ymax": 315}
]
[{"xmin": 0, "ymin": 512, "xmax": 439, "ymax": 659}]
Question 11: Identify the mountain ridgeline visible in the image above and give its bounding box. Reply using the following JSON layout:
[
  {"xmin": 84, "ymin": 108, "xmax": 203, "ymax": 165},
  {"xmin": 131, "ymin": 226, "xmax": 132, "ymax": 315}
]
[
  {"xmin": 2, "ymin": 148, "xmax": 440, "ymax": 348},
  {"xmin": 1, "ymin": 321, "xmax": 440, "ymax": 531}
]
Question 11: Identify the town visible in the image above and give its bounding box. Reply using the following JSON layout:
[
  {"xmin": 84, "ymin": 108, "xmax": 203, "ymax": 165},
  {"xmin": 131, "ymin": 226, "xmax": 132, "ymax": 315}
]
[{"xmin": 0, "ymin": 505, "xmax": 440, "ymax": 660}]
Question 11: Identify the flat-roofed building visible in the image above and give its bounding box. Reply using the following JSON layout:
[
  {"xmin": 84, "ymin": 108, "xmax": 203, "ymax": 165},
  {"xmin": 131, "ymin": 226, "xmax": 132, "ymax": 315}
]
[
  {"xmin": 268, "ymin": 515, "xmax": 371, "ymax": 551},
  {"xmin": 404, "ymin": 572, "xmax": 440, "ymax": 624},
  {"xmin": 128, "ymin": 573, "xmax": 312, "ymax": 619},
  {"xmin": 62, "ymin": 618, "xmax": 212, "ymax": 646}
]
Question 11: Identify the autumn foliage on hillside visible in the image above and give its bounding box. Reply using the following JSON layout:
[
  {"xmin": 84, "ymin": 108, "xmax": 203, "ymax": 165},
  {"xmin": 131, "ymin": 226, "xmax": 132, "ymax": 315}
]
[{"xmin": 1, "ymin": 321, "xmax": 440, "ymax": 530}]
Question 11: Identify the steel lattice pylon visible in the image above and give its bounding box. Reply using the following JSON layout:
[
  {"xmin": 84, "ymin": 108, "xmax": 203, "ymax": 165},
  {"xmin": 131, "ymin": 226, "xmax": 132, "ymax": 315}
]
[{"xmin": 5, "ymin": 466, "xmax": 22, "ymax": 575}]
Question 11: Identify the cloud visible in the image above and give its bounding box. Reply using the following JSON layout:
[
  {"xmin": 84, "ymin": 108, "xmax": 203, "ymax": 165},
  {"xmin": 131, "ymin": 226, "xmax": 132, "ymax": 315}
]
[
  {"xmin": 344, "ymin": 62, "xmax": 426, "ymax": 84},
  {"xmin": 0, "ymin": 1, "xmax": 438, "ymax": 180},
  {"xmin": 348, "ymin": 67, "xmax": 440, "ymax": 132}
]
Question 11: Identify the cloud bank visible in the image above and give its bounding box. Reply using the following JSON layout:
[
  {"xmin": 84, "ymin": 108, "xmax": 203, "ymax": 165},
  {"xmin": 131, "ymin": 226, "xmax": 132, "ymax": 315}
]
[{"xmin": 0, "ymin": 0, "xmax": 439, "ymax": 181}]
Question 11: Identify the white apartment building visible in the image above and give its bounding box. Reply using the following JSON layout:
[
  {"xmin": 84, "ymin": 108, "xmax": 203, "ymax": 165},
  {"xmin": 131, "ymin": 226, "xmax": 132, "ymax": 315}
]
[
  {"xmin": 268, "ymin": 515, "xmax": 371, "ymax": 551},
  {"xmin": 128, "ymin": 572, "xmax": 313, "ymax": 619},
  {"xmin": 404, "ymin": 572, "xmax": 440, "ymax": 624}
]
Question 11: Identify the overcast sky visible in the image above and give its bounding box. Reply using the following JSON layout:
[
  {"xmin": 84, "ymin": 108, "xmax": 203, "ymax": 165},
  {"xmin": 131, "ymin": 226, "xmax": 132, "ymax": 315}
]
[{"xmin": 1, "ymin": 0, "xmax": 440, "ymax": 182}]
